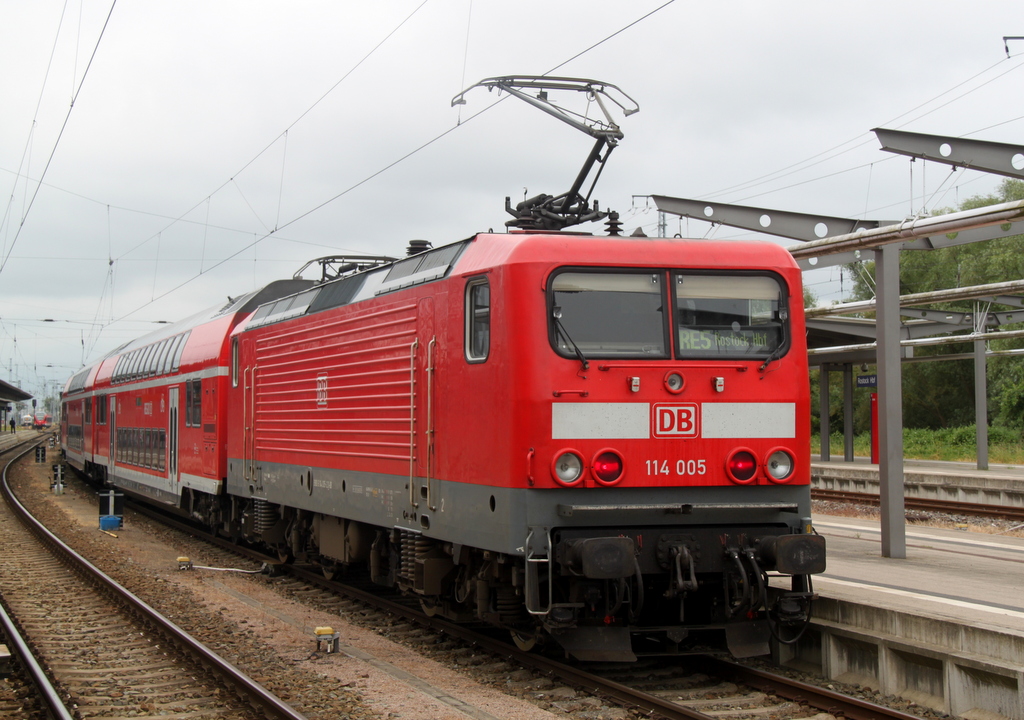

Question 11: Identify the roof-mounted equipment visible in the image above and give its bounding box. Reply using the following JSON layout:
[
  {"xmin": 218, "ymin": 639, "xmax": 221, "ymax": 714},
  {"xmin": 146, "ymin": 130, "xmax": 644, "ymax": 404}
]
[
  {"xmin": 452, "ymin": 76, "xmax": 639, "ymax": 232},
  {"xmin": 293, "ymin": 255, "xmax": 396, "ymax": 284}
]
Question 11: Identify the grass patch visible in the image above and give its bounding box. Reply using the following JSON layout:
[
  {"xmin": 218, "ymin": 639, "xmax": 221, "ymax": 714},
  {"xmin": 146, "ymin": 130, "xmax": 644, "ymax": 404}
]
[{"xmin": 812, "ymin": 425, "xmax": 1024, "ymax": 464}]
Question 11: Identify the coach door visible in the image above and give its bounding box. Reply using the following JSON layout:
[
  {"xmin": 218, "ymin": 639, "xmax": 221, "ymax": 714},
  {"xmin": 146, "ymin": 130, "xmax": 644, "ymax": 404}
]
[
  {"xmin": 168, "ymin": 387, "xmax": 179, "ymax": 484},
  {"xmin": 108, "ymin": 398, "xmax": 116, "ymax": 469}
]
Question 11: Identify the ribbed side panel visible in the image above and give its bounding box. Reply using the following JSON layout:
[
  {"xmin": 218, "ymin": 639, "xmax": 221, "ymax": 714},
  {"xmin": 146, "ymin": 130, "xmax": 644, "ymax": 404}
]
[{"xmin": 252, "ymin": 301, "xmax": 418, "ymax": 463}]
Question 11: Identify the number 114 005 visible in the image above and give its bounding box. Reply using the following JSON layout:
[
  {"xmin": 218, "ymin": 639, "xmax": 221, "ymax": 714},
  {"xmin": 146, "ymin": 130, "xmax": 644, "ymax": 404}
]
[{"xmin": 645, "ymin": 459, "xmax": 707, "ymax": 476}]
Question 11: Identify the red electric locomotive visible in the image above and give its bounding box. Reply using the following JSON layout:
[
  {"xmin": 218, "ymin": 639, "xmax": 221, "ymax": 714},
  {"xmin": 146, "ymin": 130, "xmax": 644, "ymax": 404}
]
[
  {"xmin": 66, "ymin": 229, "xmax": 824, "ymax": 661},
  {"xmin": 63, "ymin": 77, "xmax": 824, "ymax": 661}
]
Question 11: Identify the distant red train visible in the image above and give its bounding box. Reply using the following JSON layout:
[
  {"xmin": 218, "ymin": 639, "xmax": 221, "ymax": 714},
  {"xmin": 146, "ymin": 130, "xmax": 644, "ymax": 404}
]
[{"xmin": 62, "ymin": 231, "xmax": 824, "ymax": 661}]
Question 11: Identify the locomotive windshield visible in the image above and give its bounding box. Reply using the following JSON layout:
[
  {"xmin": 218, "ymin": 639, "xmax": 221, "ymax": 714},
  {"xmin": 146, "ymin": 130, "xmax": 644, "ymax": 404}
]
[
  {"xmin": 549, "ymin": 270, "xmax": 787, "ymax": 360},
  {"xmin": 551, "ymin": 272, "xmax": 668, "ymax": 358},
  {"xmin": 673, "ymin": 273, "xmax": 785, "ymax": 358}
]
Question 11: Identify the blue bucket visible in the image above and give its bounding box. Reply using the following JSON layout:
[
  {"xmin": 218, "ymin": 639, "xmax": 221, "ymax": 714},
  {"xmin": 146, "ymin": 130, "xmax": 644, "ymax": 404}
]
[{"xmin": 99, "ymin": 515, "xmax": 122, "ymax": 531}]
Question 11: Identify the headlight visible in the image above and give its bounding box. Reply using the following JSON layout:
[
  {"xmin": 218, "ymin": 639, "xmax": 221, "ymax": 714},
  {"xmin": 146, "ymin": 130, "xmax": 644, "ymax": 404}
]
[
  {"xmin": 552, "ymin": 451, "xmax": 584, "ymax": 486},
  {"xmin": 766, "ymin": 449, "xmax": 794, "ymax": 482}
]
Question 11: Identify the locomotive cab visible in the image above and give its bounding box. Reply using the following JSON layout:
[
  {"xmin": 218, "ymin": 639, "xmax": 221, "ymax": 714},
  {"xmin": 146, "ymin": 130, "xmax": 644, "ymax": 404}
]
[{"xmin": 494, "ymin": 242, "xmax": 826, "ymax": 659}]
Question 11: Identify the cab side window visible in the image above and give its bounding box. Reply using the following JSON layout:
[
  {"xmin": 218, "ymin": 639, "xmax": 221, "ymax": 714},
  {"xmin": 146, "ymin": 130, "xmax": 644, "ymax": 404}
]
[{"xmin": 465, "ymin": 279, "xmax": 490, "ymax": 363}]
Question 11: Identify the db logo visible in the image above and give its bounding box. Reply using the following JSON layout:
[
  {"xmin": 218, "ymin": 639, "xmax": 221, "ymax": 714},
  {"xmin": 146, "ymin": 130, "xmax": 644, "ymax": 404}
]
[{"xmin": 652, "ymin": 403, "xmax": 700, "ymax": 438}]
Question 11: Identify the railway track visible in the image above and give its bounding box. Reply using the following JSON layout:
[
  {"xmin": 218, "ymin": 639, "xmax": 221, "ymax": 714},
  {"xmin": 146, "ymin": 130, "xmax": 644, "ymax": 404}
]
[
  {"xmin": 812, "ymin": 487, "xmax": 1024, "ymax": 521},
  {"xmin": 270, "ymin": 565, "xmax": 930, "ymax": 720},
  {"xmin": 127, "ymin": 488, "xmax": 931, "ymax": 720},
  {"xmin": 0, "ymin": 437, "xmax": 308, "ymax": 720}
]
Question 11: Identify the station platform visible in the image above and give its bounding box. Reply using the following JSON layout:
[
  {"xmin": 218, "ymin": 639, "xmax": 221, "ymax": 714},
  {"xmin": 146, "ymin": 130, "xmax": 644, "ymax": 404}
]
[
  {"xmin": 813, "ymin": 513, "xmax": 1024, "ymax": 635},
  {"xmin": 813, "ymin": 454, "xmax": 1024, "ymax": 482},
  {"xmin": 812, "ymin": 455, "xmax": 1024, "ymax": 514},
  {"xmin": 796, "ymin": 513, "xmax": 1024, "ymax": 718}
]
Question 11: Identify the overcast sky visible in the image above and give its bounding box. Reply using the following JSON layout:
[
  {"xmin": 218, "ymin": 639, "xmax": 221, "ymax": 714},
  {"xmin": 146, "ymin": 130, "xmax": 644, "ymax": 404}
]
[{"xmin": 2, "ymin": 0, "xmax": 1022, "ymax": 402}]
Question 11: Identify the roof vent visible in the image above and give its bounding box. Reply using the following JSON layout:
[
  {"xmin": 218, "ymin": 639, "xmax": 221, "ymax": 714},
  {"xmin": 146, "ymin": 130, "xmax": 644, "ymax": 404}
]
[{"xmin": 407, "ymin": 239, "xmax": 432, "ymax": 256}]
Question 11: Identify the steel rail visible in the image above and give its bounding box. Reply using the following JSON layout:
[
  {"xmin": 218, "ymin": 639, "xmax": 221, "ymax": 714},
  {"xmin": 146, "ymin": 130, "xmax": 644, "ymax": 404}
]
[
  {"xmin": 812, "ymin": 488, "xmax": 1024, "ymax": 521},
  {"xmin": 1, "ymin": 441, "xmax": 309, "ymax": 720},
  {"xmin": 706, "ymin": 657, "xmax": 926, "ymax": 720},
  {"xmin": 130, "ymin": 501, "xmax": 718, "ymax": 720},
  {"xmin": 126, "ymin": 476, "xmax": 930, "ymax": 720},
  {"xmin": 0, "ymin": 437, "xmax": 76, "ymax": 720},
  {"xmin": 283, "ymin": 564, "xmax": 720, "ymax": 720},
  {"xmin": 291, "ymin": 561, "xmax": 929, "ymax": 720}
]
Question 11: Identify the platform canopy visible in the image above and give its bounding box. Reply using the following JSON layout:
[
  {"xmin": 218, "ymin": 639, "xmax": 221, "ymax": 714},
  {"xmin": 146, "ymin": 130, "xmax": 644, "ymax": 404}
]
[{"xmin": 0, "ymin": 378, "xmax": 32, "ymax": 404}]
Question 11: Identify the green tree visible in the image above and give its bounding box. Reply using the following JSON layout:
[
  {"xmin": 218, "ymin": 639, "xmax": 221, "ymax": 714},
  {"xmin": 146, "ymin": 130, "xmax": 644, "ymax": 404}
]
[{"xmin": 841, "ymin": 179, "xmax": 1024, "ymax": 430}]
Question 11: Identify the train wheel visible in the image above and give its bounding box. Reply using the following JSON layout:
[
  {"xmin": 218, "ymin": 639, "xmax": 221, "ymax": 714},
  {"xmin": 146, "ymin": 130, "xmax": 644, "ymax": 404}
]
[
  {"xmin": 322, "ymin": 562, "xmax": 340, "ymax": 580},
  {"xmin": 510, "ymin": 631, "xmax": 537, "ymax": 652},
  {"xmin": 420, "ymin": 599, "xmax": 439, "ymax": 617}
]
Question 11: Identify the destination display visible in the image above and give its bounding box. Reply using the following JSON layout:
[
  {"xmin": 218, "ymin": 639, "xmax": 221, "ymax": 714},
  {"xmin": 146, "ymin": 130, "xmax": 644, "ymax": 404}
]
[{"xmin": 677, "ymin": 327, "xmax": 776, "ymax": 355}]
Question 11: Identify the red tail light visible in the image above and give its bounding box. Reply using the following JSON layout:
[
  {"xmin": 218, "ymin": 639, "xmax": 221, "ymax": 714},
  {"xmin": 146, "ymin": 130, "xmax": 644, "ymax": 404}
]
[
  {"xmin": 592, "ymin": 450, "xmax": 624, "ymax": 485},
  {"xmin": 726, "ymin": 450, "xmax": 757, "ymax": 484}
]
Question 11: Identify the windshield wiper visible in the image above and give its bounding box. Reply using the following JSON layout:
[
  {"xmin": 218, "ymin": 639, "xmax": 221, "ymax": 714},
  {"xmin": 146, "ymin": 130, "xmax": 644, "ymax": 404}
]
[
  {"xmin": 758, "ymin": 309, "xmax": 788, "ymax": 374},
  {"xmin": 553, "ymin": 308, "xmax": 589, "ymax": 372}
]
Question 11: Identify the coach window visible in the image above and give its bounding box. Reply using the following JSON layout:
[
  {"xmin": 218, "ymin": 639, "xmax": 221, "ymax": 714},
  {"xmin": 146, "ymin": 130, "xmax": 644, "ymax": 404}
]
[
  {"xmin": 131, "ymin": 349, "xmax": 143, "ymax": 377},
  {"xmin": 130, "ymin": 349, "xmax": 143, "ymax": 379},
  {"xmin": 143, "ymin": 345, "xmax": 156, "ymax": 377},
  {"xmin": 162, "ymin": 336, "xmax": 177, "ymax": 374},
  {"xmin": 127, "ymin": 350, "xmax": 137, "ymax": 379},
  {"xmin": 138, "ymin": 345, "xmax": 150, "ymax": 377},
  {"xmin": 153, "ymin": 340, "xmax": 171, "ymax": 376},
  {"xmin": 185, "ymin": 378, "xmax": 202, "ymax": 427},
  {"xmin": 465, "ymin": 278, "xmax": 490, "ymax": 362},
  {"xmin": 194, "ymin": 379, "xmax": 203, "ymax": 426},
  {"xmin": 171, "ymin": 332, "xmax": 189, "ymax": 371},
  {"xmin": 148, "ymin": 343, "xmax": 161, "ymax": 375}
]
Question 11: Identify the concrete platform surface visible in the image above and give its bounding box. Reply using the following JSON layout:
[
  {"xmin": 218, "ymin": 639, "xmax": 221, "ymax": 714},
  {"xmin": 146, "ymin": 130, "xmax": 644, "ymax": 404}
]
[
  {"xmin": 813, "ymin": 455, "xmax": 1024, "ymax": 487},
  {"xmin": 812, "ymin": 513, "xmax": 1024, "ymax": 635},
  {"xmin": 814, "ymin": 455, "xmax": 1024, "ymax": 477},
  {"xmin": 797, "ymin": 515, "xmax": 1024, "ymax": 718}
]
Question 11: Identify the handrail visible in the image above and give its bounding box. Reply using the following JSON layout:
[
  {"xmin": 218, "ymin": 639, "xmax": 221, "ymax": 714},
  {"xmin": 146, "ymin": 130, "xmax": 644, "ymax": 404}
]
[
  {"xmin": 408, "ymin": 339, "xmax": 418, "ymax": 508},
  {"xmin": 426, "ymin": 336, "xmax": 436, "ymax": 511}
]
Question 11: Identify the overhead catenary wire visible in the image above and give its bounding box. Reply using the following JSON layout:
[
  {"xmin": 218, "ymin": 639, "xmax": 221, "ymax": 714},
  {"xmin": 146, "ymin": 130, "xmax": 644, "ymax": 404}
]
[
  {"xmin": 7, "ymin": 4, "xmax": 1020, "ymax": 384},
  {"xmin": 108, "ymin": 0, "xmax": 433, "ymax": 267},
  {"xmin": 704, "ymin": 56, "xmax": 1024, "ymax": 206},
  {"xmin": 106, "ymin": 1, "xmax": 680, "ymax": 325},
  {"xmin": 0, "ymin": 0, "xmax": 118, "ymax": 279},
  {"xmin": 456, "ymin": 0, "xmax": 474, "ymax": 125},
  {"xmin": 1, "ymin": 0, "xmax": 72, "ymax": 263}
]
